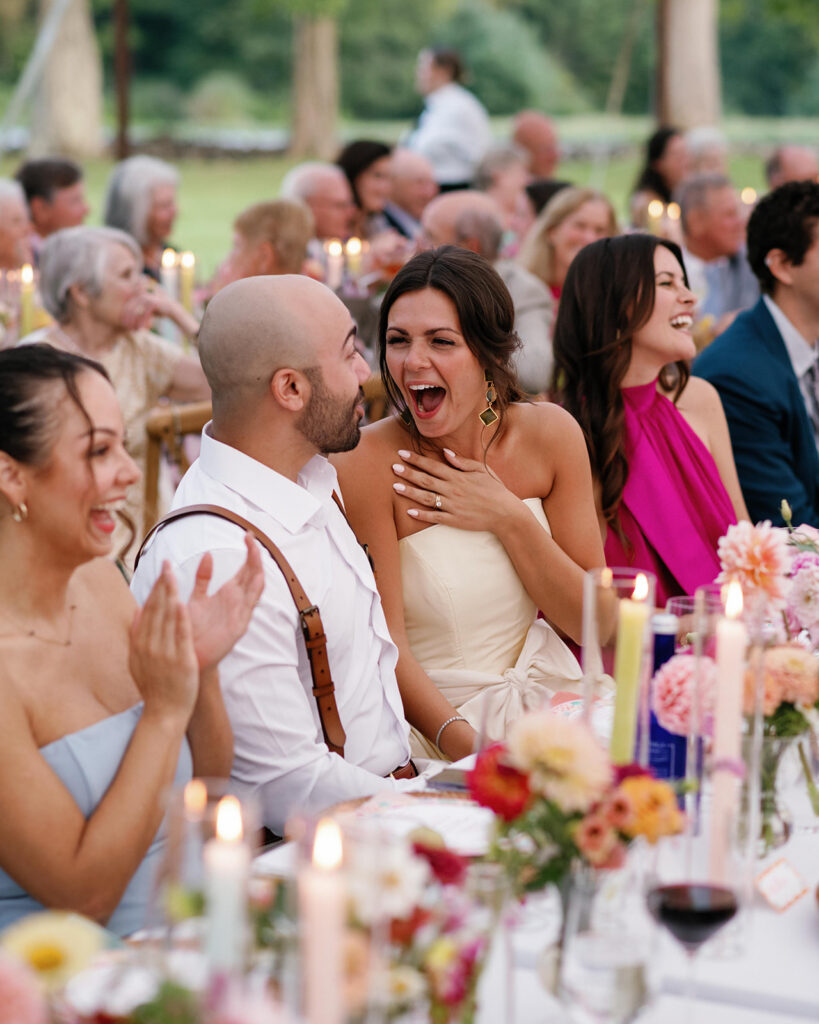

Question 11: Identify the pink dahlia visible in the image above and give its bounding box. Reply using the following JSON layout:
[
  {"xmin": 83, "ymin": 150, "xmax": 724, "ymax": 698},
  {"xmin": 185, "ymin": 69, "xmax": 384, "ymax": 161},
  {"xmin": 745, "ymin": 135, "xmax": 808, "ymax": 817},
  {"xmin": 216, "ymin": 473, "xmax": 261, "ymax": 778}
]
[
  {"xmin": 0, "ymin": 953, "xmax": 47, "ymax": 1024},
  {"xmin": 718, "ymin": 520, "xmax": 790, "ymax": 606},
  {"xmin": 788, "ymin": 556, "xmax": 819, "ymax": 641},
  {"xmin": 651, "ymin": 654, "xmax": 717, "ymax": 737}
]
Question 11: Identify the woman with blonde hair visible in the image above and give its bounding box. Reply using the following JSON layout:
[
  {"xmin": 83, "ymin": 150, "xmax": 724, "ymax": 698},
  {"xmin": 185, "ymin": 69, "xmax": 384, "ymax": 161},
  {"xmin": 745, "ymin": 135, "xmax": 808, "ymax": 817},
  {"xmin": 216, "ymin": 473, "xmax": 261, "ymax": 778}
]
[{"xmin": 517, "ymin": 186, "xmax": 618, "ymax": 302}]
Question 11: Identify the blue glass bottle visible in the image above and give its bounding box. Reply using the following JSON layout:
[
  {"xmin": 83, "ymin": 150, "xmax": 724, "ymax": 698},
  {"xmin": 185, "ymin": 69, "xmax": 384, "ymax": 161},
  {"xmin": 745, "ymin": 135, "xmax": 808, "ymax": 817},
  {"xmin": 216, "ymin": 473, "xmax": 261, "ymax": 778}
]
[{"xmin": 648, "ymin": 612, "xmax": 687, "ymax": 780}]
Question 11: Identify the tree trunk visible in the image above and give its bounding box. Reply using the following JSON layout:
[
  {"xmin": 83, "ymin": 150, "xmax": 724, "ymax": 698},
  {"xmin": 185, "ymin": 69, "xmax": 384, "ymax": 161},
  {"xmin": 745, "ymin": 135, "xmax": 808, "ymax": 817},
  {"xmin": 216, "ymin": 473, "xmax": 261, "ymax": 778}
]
[
  {"xmin": 656, "ymin": 0, "xmax": 721, "ymax": 128},
  {"xmin": 29, "ymin": 0, "xmax": 103, "ymax": 158},
  {"xmin": 289, "ymin": 15, "xmax": 338, "ymax": 160}
]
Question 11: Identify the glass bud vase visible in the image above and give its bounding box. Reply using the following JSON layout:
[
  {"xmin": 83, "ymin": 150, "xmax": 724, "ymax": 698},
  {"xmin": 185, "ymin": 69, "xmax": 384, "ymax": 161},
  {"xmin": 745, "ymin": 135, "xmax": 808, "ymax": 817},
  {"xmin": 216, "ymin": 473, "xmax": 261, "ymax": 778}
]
[{"xmin": 742, "ymin": 733, "xmax": 796, "ymax": 856}]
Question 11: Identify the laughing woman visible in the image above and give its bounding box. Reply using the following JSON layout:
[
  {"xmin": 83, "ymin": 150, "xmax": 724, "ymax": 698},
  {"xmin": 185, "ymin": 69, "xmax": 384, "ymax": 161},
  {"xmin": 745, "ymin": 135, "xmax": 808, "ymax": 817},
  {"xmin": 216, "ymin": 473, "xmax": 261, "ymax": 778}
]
[
  {"xmin": 551, "ymin": 234, "xmax": 747, "ymax": 608},
  {"xmin": 333, "ymin": 246, "xmax": 605, "ymax": 761}
]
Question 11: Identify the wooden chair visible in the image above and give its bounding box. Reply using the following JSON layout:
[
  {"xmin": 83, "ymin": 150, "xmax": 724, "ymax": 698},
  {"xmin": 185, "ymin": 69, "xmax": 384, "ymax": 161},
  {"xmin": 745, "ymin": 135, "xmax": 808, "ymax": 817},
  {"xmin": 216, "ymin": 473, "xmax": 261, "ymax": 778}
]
[{"xmin": 144, "ymin": 400, "xmax": 212, "ymax": 531}]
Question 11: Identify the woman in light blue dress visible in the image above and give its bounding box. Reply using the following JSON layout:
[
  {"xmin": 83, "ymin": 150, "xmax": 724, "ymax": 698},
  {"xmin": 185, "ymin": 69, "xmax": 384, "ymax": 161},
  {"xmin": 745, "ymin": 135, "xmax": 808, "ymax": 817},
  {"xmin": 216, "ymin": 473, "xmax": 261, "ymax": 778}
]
[{"xmin": 0, "ymin": 345, "xmax": 263, "ymax": 936}]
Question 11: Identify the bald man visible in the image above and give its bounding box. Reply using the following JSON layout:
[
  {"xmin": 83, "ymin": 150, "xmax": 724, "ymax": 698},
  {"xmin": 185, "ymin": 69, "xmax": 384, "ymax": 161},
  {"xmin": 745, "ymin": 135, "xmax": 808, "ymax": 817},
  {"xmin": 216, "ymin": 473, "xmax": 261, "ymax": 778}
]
[
  {"xmin": 421, "ymin": 191, "xmax": 555, "ymax": 394},
  {"xmin": 512, "ymin": 110, "xmax": 559, "ymax": 179},
  {"xmin": 383, "ymin": 149, "xmax": 439, "ymax": 239},
  {"xmin": 765, "ymin": 145, "xmax": 819, "ymax": 191},
  {"xmin": 131, "ymin": 276, "xmax": 417, "ymax": 835}
]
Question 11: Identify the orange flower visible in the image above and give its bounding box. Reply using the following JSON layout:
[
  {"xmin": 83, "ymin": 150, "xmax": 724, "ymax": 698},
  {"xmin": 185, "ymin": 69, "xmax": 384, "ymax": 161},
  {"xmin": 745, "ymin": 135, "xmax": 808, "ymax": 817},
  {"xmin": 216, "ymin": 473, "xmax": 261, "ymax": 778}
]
[
  {"xmin": 617, "ymin": 776, "xmax": 683, "ymax": 843},
  {"xmin": 468, "ymin": 743, "xmax": 531, "ymax": 821}
]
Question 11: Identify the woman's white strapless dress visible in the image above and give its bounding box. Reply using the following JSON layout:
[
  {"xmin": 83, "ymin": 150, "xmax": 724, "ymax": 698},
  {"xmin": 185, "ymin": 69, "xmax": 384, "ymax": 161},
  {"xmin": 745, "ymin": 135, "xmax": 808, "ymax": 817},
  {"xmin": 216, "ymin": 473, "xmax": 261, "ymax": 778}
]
[{"xmin": 399, "ymin": 498, "xmax": 583, "ymax": 757}]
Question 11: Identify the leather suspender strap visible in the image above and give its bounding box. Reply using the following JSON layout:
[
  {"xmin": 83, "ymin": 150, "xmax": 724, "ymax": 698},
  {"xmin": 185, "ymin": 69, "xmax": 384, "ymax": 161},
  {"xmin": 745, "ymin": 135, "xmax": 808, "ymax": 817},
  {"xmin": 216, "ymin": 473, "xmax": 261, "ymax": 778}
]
[{"xmin": 134, "ymin": 504, "xmax": 346, "ymax": 757}]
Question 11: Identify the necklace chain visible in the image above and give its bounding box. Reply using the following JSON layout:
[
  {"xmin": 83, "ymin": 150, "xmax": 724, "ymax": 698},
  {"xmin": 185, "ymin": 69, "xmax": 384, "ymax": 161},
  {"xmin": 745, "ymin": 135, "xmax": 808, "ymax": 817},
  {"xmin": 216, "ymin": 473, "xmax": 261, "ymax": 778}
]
[{"xmin": 0, "ymin": 603, "xmax": 77, "ymax": 647}]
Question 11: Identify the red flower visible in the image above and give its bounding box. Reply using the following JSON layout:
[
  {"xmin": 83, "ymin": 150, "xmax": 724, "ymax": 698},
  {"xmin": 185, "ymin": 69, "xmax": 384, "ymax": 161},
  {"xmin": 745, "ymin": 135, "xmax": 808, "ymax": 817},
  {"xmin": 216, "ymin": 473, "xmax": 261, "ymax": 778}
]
[
  {"xmin": 412, "ymin": 842, "xmax": 468, "ymax": 886},
  {"xmin": 612, "ymin": 763, "xmax": 653, "ymax": 785},
  {"xmin": 467, "ymin": 743, "xmax": 531, "ymax": 821},
  {"xmin": 390, "ymin": 905, "xmax": 432, "ymax": 946}
]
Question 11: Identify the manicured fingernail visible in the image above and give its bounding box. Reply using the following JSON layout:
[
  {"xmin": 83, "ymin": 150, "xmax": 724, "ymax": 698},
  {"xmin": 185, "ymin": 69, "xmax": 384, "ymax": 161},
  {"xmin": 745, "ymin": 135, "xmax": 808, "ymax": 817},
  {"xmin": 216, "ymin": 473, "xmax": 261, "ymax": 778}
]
[
  {"xmin": 393, "ymin": 482, "xmax": 406, "ymax": 493},
  {"xmin": 392, "ymin": 463, "xmax": 405, "ymax": 474},
  {"xmin": 443, "ymin": 448, "xmax": 456, "ymax": 458},
  {"xmin": 398, "ymin": 450, "xmax": 412, "ymax": 459},
  {"xmin": 407, "ymin": 508, "xmax": 420, "ymax": 518}
]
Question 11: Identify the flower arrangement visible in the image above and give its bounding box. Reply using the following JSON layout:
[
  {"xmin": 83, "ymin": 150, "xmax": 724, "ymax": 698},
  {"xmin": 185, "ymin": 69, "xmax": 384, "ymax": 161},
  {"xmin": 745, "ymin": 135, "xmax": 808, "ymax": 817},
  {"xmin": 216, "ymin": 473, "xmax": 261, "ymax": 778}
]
[{"xmin": 467, "ymin": 711, "xmax": 683, "ymax": 895}]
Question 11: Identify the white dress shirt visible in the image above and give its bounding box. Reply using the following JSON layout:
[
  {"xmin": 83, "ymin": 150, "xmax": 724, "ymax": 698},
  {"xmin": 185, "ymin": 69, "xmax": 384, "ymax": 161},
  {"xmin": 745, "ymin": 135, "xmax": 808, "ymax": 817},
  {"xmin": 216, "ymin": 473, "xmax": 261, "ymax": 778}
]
[
  {"xmin": 131, "ymin": 427, "xmax": 413, "ymax": 834},
  {"xmin": 763, "ymin": 294, "xmax": 819, "ymax": 452},
  {"xmin": 404, "ymin": 82, "xmax": 492, "ymax": 186}
]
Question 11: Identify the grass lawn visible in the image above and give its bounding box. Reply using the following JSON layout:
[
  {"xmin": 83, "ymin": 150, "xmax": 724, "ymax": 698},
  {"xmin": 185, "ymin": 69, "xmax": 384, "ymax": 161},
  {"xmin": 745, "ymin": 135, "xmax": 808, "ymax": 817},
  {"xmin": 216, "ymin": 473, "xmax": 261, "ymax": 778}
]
[{"xmin": 0, "ymin": 112, "xmax": 801, "ymax": 277}]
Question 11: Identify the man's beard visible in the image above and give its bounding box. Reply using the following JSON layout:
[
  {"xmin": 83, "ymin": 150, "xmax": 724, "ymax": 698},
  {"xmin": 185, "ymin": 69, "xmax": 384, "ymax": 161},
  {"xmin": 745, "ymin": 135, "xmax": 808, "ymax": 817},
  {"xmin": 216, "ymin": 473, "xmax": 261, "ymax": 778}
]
[{"xmin": 297, "ymin": 367, "xmax": 363, "ymax": 453}]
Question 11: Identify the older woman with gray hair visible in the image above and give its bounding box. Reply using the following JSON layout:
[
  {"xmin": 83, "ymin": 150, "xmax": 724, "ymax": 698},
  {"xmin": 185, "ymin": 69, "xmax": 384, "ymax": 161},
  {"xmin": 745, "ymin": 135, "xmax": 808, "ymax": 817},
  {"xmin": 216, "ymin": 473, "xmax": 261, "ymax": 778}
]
[
  {"xmin": 20, "ymin": 225, "xmax": 208, "ymax": 563},
  {"xmin": 103, "ymin": 156, "xmax": 180, "ymax": 279}
]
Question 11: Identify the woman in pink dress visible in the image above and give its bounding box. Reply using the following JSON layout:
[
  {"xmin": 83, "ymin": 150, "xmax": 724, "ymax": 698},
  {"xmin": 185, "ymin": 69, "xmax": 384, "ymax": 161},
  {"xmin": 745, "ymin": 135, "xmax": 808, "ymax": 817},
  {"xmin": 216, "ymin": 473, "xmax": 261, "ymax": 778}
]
[{"xmin": 552, "ymin": 234, "xmax": 748, "ymax": 607}]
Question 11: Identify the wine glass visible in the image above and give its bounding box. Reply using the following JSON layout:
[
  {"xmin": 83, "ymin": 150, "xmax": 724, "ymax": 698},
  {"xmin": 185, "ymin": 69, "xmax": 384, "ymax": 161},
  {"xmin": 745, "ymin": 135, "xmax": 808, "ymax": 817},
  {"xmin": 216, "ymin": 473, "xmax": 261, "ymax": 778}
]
[{"xmin": 644, "ymin": 809, "xmax": 741, "ymax": 1023}]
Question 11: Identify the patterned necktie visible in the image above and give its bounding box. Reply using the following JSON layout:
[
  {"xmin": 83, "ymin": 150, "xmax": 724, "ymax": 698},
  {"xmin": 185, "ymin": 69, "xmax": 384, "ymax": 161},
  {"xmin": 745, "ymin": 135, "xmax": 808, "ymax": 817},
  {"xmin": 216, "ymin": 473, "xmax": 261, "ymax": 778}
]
[{"xmin": 804, "ymin": 359, "xmax": 819, "ymax": 442}]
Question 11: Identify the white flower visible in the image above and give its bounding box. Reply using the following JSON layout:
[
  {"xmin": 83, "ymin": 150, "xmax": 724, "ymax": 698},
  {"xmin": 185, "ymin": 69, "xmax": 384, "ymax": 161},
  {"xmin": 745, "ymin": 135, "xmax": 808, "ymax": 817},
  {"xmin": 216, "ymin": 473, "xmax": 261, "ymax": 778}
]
[
  {"xmin": 507, "ymin": 711, "xmax": 611, "ymax": 813},
  {"xmin": 346, "ymin": 839, "xmax": 429, "ymax": 924}
]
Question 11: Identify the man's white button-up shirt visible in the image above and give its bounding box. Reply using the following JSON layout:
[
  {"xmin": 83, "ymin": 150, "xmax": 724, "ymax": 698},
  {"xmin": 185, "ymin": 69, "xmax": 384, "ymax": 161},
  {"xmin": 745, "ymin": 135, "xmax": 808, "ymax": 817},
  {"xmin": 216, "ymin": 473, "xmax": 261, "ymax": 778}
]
[{"xmin": 131, "ymin": 426, "xmax": 412, "ymax": 834}]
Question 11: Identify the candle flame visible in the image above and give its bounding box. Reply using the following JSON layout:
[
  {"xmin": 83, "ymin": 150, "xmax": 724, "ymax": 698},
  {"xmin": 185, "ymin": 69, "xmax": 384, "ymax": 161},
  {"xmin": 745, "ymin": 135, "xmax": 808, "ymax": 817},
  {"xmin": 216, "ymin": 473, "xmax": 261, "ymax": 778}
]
[
  {"xmin": 161, "ymin": 248, "xmax": 177, "ymax": 269},
  {"xmin": 741, "ymin": 187, "xmax": 757, "ymax": 205},
  {"xmin": 345, "ymin": 237, "xmax": 362, "ymax": 257},
  {"xmin": 666, "ymin": 202, "xmax": 681, "ymax": 221},
  {"xmin": 215, "ymin": 795, "xmax": 243, "ymax": 842},
  {"xmin": 600, "ymin": 568, "xmax": 613, "ymax": 588},
  {"xmin": 180, "ymin": 251, "xmax": 195, "ymax": 269},
  {"xmin": 184, "ymin": 778, "xmax": 208, "ymax": 816},
  {"xmin": 632, "ymin": 573, "xmax": 650, "ymax": 601},
  {"xmin": 724, "ymin": 580, "xmax": 743, "ymax": 619},
  {"xmin": 20, "ymin": 263, "xmax": 34, "ymax": 285},
  {"xmin": 312, "ymin": 818, "xmax": 343, "ymax": 870},
  {"xmin": 326, "ymin": 240, "xmax": 343, "ymax": 257},
  {"xmin": 647, "ymin": 200, "xmax": 665, "ymax": 219}
]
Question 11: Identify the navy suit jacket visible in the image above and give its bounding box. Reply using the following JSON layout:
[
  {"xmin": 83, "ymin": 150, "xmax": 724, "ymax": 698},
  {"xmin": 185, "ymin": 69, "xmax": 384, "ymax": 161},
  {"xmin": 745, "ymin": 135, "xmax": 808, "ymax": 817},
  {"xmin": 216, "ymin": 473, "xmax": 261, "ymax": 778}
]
[{"xmin": 692, "ymin": 298, "xmax": 819, "ymax": 527}]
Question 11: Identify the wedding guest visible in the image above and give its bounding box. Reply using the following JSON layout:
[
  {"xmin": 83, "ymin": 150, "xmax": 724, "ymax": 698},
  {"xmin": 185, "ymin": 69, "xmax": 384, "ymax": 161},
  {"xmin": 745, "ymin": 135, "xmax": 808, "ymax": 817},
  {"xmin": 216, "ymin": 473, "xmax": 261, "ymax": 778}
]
[
  {"xmin": 14, "ymin": 158, "xmax": 89, "ymax": 263},
  {"xmin": 336, "ymin": 140, "xmax": 395, "ymax": 238},
  {"xmin": 0, "ymin": 180, "xmax": 32, "ymax": 270},
  {"xmin": 279, "ymin": 162, "xmax": 356, "ymax": 243},
  {"xmin": 404, "ymin": 47, "xmax": 492, "ymax": 191},
  {"xmin": 518, "ymin": 186, "xmax": 617, "ymax": 303},
  {"xmin": 552, "ymin": 234, "xmax": 747, "ymax": 607},
  {"xmin": 694, "ymin": 181, "xmax": 819, "ymax": 526},
  {"xmin": 210, "ymin": 200, "xmax": 314, "ymax": 294},
  {"xmin": 103, "ymin": 156, "xmax": 180, "ymax": 280},
  {"xmin": 512, "ymin": 110, "xmax": 560, "ymax": 179},
  {"xmin": 131, "ymin": 276, "xmax": 421, "ymax": 837},
  {"xmin": 630, "ymin": 126, "xmax": 691, "ymax": 229},
  {"xmin": 383, "ymin": 149, "xmax": 439, "ymax": 240},
  {"xmin": 677, "ymin": 174, "xmax": 758, "ymax": 345},
  {"xmin": 765, "ymin": 145, "xmax": 819, "ymax": 191},
  {"xmin": 473, "ymin": 144, "xmax": 531, "ymax": 244},
  {"xmin": 22, "ymin": 226, "xmax": 207, "ymax": 563},
  {"xmin": 524, "ymin": 179, "xmax": 572, "ymax": 218},
  {"xmin": 421, "ymin": 191, "xmax": 554, "ymax": 395},
  {"xmin": 0, "ymin": 344, "xmax": 262, "ymax": 936},
  {"xmin": 685, "ymin": 126, "xmax": 729, "ymax": 176},
  {"xmin": 334, "ymin": 247, "xmax": 602, "ymax": 760}
]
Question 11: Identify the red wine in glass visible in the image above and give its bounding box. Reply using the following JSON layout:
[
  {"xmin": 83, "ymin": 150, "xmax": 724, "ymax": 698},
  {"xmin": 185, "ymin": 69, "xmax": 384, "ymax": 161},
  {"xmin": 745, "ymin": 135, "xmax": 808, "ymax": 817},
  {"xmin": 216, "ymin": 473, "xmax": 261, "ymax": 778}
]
[{"xmin": 647, "ymin": 883, "xmax": 738, "ymax": 953}]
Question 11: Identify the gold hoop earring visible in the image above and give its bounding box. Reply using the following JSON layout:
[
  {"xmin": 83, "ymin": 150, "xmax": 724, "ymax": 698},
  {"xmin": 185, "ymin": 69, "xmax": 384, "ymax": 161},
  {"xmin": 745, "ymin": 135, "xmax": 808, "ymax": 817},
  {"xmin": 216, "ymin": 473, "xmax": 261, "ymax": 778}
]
[
  {"xmin": 11, "ymin": 502, "xmax": 27, "ymax": 523},
  {"xmin": 479, "ymin": 369, "xmax": 499, "ymax": 427}
]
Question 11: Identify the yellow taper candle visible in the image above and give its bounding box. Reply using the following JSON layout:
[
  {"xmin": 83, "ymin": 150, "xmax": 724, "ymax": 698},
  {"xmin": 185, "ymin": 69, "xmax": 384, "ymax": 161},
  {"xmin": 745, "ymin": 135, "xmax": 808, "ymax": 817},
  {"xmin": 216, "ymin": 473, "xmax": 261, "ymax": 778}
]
[
  {"xmin": 179, "ymin": 251, "xmax": 195, "ymax": 313},
  {"xmin": 19, "ymin": 264, "xmax": 34, "ymax": 339},
  {"xmin": 610, "ymin": 572, "xmax": 651, "ymax": 765}
]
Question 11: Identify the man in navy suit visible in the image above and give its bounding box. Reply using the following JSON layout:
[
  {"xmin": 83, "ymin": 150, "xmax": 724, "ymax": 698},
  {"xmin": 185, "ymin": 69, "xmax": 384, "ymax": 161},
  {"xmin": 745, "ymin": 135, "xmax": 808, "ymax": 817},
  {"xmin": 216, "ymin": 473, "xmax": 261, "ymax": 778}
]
[{"xmin": 693, "ymin": 181, "xmax": 819, "ymax": 526}]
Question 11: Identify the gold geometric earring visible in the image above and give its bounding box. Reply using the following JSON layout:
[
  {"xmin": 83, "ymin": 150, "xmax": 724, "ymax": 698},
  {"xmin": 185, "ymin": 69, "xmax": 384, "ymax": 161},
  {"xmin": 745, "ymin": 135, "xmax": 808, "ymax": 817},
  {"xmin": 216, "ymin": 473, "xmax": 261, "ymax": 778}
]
[{"xmin": 479, "ymin": 369, "xmax": 499, "ymax": 426}]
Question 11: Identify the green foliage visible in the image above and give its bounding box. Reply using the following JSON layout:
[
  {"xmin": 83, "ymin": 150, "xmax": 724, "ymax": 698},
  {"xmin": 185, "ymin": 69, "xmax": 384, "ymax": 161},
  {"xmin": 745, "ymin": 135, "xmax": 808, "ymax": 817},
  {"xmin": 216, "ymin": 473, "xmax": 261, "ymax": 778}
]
[
  {"xmin": 130, "ymin": 981, "xmax": 199, "ymax": 1024},
  {"xmin": 765, "ymin": 701, "xmax": 810, "ymax": 738},
  {"xmin": 130, "ymin": 77, "xmax": 186, "ymax": 127},
  {"xmin": 186, "ymin": 71, "xmax": 258, "ymax": 125}
]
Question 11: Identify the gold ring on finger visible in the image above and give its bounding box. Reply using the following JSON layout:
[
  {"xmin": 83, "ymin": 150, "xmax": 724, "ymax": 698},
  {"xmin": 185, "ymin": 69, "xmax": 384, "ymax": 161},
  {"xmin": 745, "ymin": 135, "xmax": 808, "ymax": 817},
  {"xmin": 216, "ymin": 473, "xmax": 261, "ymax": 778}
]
[{"xmin": 434, "ymin": 493, "xmax": 443, "ymax": 510}]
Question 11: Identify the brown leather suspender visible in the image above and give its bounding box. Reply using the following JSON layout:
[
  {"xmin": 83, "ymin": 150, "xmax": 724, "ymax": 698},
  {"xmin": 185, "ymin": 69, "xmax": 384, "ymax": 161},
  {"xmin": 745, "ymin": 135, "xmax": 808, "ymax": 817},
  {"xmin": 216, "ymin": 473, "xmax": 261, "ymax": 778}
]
[{"xmin": 134, "ymin": 504, "xmax": 346, "ymax": 758}]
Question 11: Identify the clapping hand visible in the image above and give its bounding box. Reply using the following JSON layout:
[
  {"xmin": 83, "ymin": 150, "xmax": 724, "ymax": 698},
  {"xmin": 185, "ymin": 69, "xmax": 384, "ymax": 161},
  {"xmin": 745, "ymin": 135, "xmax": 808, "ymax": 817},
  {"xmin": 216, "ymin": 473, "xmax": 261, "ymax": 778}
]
[{"xmin": 187, "ymin": 532, "xmax": 265, "ymax": 671}]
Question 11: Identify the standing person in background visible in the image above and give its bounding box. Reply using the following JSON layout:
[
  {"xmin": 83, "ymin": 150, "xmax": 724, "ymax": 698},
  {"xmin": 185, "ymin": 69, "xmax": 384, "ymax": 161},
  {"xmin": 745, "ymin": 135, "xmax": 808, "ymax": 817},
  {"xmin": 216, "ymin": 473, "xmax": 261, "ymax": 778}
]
[
  {"xmin": 14, "ymin": 159, "xmax": 90, "ymax": 264},
  {"xmin": 512, "ymin": 110, "xmax": 560, "ymax": 180},
  {"xmin": 103, "ymin": 156, "xmax": 180, "ymax": 281},
  {"xmin": 404, "ymin": 48, "xmax": 492, "ymax": 192}
]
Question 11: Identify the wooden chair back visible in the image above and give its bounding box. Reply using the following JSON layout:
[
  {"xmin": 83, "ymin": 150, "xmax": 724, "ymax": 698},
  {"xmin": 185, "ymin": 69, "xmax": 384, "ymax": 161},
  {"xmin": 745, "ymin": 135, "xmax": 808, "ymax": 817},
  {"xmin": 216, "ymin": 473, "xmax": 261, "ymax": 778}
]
[{"xmin": 144, "ymin": 400, "xmax": 212, "ymax": 531}]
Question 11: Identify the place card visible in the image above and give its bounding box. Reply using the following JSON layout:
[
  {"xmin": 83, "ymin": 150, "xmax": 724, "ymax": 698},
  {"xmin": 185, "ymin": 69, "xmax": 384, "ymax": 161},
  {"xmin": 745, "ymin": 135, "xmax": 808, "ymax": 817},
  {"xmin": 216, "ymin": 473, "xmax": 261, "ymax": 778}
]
[{"xmin": 755, "ymin": 857, "xmax": 808, "ymax": 911}]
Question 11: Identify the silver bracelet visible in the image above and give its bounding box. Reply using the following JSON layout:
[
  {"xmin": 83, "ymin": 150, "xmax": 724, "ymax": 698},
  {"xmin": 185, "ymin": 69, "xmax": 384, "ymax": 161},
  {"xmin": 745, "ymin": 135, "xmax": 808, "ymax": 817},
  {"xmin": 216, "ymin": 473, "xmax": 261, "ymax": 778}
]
[{"xmin": 435, "ymin": 715, "xmax": 467, "ymax": 750}]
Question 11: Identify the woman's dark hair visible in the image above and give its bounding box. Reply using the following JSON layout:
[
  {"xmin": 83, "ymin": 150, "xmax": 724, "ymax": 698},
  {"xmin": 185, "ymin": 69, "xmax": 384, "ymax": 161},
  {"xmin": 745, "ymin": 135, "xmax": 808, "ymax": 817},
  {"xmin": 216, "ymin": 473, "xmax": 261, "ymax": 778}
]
[
  {"xmin": 378, "ymin": 246, "xmax": 522, "ymax": 452},
  {"xmin": 551, "ymin": 234, "xmax": 690, "ymax": 535},
  {"xmin": 0, "ymin": 344, "xmax": 110, "ymax": 466},
  {"xmin": 525, "ymin": 179, "xmax": 572, "ymax": 216},
  {"xmin": 633, "ymin": 126, "xmax": 681, "ymax": 204},
  {"xmin": 336, "ymin": 140, "xmax": 392, "ymax": 210}
]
